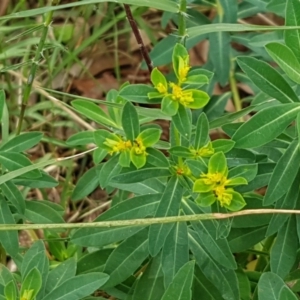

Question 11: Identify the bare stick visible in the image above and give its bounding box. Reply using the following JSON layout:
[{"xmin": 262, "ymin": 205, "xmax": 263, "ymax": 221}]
[{"xmin": 123, "ymin": 4, "xmax": 153, "ymax": 73}]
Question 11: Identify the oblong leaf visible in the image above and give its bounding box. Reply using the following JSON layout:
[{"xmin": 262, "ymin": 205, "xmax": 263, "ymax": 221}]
[
  {"xmin": 149, "ymin": 176, "xmax": 183, "ymax": 256},
  {"xmin": 0, "ymin": 132, "xmax": 42, "ymax": 152},
  {"xmin": 189, "ymin": 230, "xmax": 239, "ymax": 300},
  {"xmin": 103, "ymin": 228, "xmax": 149, "ymax": 288},
  {"xmin": 122, "ymin": 101, "xmax": 140, "ymax": 141},
  {"xmin": 258, "ymin": 272, "xmax": 286, "ymax": 300},
  {"xmin": 0, "ymin": 152, "xmax": 41, "ymax": 178},
  {"xmin": 71, "ymin": 166, "xmax": 101, "ymax": 201},
  {"xmin": 265, "ymin": 42, "xmax": 300, "ymax": 84},
  {"xmin": 264, "ymin": 139, "xmax": 300, "ymax": 205},
  {"xmin": 237, "ymin": 56, "xmax": 299, "ymax": 103},
  {"xmin": 232, "ymin": 104, "xmax": 300, "ymax": 148},
  {"xmin": 42, "ymin": 273, "xmax": 109, "ymax": 300},
  {"xmin": 111, "ymin": 167, "xmax": 171, "ymax": 184},
  {"xmin": 0, "ymin": 197, "xmax": 19, "ymax": 257},
  {"xmin": 270, "ymin": 216, "xmax": 298, "ymax": 279},
  {"xmin": 71, "ymin": 100, "xmax": 117, "ymax": 128},
  {"xmin": 161, "ymin": 261, "xmax": 194, "ymax": 300},
  {"xmin": 162, "ymin": 222, "xmax": 189, "ymax": 288}
]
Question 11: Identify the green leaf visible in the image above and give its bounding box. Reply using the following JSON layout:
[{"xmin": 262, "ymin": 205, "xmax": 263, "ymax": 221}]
[
  {"xmin": 25, "ymin": 201, "xmax": 65, "ymax": 224},
  {"xmin": 172, "ymin": 105, "xmax": 191, "ymax": 139},
  {"xmin": 1, "ymin": 181, "xmax": 25, "ymax": 214},
  {"xmin": 169, "ymin": 146, "xmax": 193, "ymax": 158},
  {"xmin": 42, "ymin": 273, "xmax": 109, "ymax": 300},
  {"xmin": 227, "ymin": 191, "xmax": 247, "ymax": 211},
  {"xmin": 71, "ymin": 165, "xmax": 101, "ymax": 201},
  {"xmin": 236, "ymin": 269, "xmax": 251, "ymax": 300},
  {"xmin": 267, "ymin": 170, "xmax": 300, "ymax": 237},
  {"xmin": 232, "ymin": 194, "xmax": 272, "ymax": 228},
  {"xmin": 149, "ymin": 177, "xmax": 183, "ymax": 256},
  {"xmin": 193, "ymin": 264, "xmax": 223, "ymax": 299},
  {"xmin": 161, "ymin": 261, "xmax": 194, "ymax": 300},
  {"xmin": 111, "ymin": 167, "xmax": 170, "ymax": 184},
  {"xmin": 228, "ymin": 164, "xmax": 257, "ymax": 182},
  {"xmin": 12, "ymin": 171, "xmax": 58, "ymax": 188},
  {"xmin": 237, "ymin": 56, "xmax": 299, "ymax": 103},
  {"xmin": 119, "ymin": 150, "xmax": 131, "ymax": 167},
  {"xmin": 208, "ymin": 151, "xmax": 227, "ymax": 175},
  {"xmin": 264, "ymin": 139, "xmax": 300, "ymax": 205},
  {"xmin": 120, "ymin": 84, "xmax": 159, "ymax": 104},
  {"xmin": 270, "ymin": 216, "xmax": 298, "ymax": 279},
  {"xmin": 4, "ymin": 280, "xmax": 18, "ymax": 300},
  {"xmin": 194, "ymin": 113, "xmax": 209, "ymax": 149},
  {"xmin": 151, "ymin": 68, "xmax": 168, "ymax": 89},
  {"xmin": 109, "ymin": 178, "xmax": 165, "ymax": 195},
  {"xmin": 21, "ymin": 241, "xmax": 48, "ymax": 298},
  {"xmin": 182, "ymin": 200, "xmax": 236, "ymax": 269},
  {"xmin": 258, "ymin": 272, "xmax": 286, "ymax": 300},
  {"xmin": 204, "ymin": 92, "xmax": 231, "ymax": 121},
  {"xmin": 71, "ymin": 100, "xmax": 117, "ymax": 128},
  {"xmin": 103, "ymin": 228, "xmax": 149, "ymax": 288},
  {"xmin": 71, "ymin": 194, "xmax": 159, "ymax": 247},
  {"xmin": 162, "ymin": 222, "xmax": 189, "ymax": 288},
  {"xmin": 228, "ymin": 226, "xmax": 267, "ymax": 252},
  {"xmin": 189, "ymin": 230, "xmax": 239, "ymax": 300},
  {"xmin": 285, "ymin": 0, "xmax": 300, "ymax": 62},
  {"xmin": 99, "ymin": 155, "xmax": 122, "ymax": 188},
  {"xmin": 265, "ymin": 42, "xmax": 300, "ymax": 84},
  {"xmin": 139, "ymin": 128, "xmax": 162, "ymax": 147},
  {"xmin": 146, "ymin": 148, "xmax": 169, "ymax": 168},
  {"xmin": 279, "ymin": 286, "xmax": 298, "ymax": 300},
  {"xmin": 172, "ymin": 43, "xmax": 189, "ymax": 80},
  {"xmin": 162, "ymin": 96, "xmax": 179, "ymax": 116},
  {"xmin": 77, "ymin": 249, "xmax": 113, "ymax": 275},
  {"xmin": 0, "ymin": 198, "xmax": 18, "ymax": 257},
  {"xmin": 132, "ymin": 253, "xmax": 165, "ymax": 300},
  {"xmin": 66, "ymin": 131, "xmax": 95, "ymax": 146},
  {"xmin": 209, "ymin": 31, "xmax": 231, "ymax": 86},
  {"xmin": 45, "ymin": 258, "xmax": 76, "ymax": 293},
  {"xmin": 20, "ymin": 268, "xmax": 42, "ymax": 300},
  {"xmin": 0, "ymin": 132, "xmax": 42, "ymax": 152},
  {"xmin": 232, "ymin": 103, "xmax": 300, "ymax": 148},
  {"xmin": 0, "ymin": 152, "xmax": 41, "ymax": 178},
  {"xmin": 211, "ymin": 139, "xmax": 235, "ymax": 153},
  {"xmin": 122, "ymin": 101, "xmax": 140, "ymax": 141}
]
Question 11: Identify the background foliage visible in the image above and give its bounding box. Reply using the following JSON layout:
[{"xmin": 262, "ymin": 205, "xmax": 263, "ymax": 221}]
[{"xmin": 1, "ymin": 0, "xmax": 300, "ymax": 299}]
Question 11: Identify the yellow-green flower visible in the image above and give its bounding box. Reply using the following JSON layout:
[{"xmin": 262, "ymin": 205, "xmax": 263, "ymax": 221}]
[{"xmin": 193, "ymin": 152, "xmax": 247, "ymax": 211}]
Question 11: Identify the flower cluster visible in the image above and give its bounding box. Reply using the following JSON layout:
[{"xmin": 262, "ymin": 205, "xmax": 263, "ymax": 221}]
[
  {"xmin": 94, "ymin": 128, "xmax": 161, "ymax": 169},
  {"xmin": 147, "ymin": 43, "xmax": 210, "ymax": 116},
  {"xmin": 193, "ymin": 152, "xmax": 247, "ymax": 211}
]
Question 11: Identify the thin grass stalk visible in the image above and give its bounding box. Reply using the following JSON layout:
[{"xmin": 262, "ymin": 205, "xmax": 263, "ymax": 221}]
[
  {"xmin": 1, "ymin": 209, "xmax": 300, "ymax": 231},
  {"xmin": 16, "ymin": 0, "xmax": 60, "ymax": 135}
]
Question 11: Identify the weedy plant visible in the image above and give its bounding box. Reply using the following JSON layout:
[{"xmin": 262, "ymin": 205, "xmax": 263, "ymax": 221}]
[{"xmin": 2, "ymin": 0, "xmax": 300, "ymax": 299}]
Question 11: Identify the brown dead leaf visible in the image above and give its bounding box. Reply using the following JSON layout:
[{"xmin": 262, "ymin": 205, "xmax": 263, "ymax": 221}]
[{"xmin": 72, "ymin": 72, "xmax": 119, "ymax": 99}]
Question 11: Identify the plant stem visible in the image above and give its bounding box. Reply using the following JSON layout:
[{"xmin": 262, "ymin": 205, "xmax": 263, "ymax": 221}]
[
  {"xmin": 229, "ymin": 59, "xmax": 243, "ymax": 119},
  {"xmin": 1, "ymin": 209, "xmax": 300, "ymax": 231},
  {"xmin": 123, "ymin": 4, "xmax": 153, "ymax": 73},
  {"xmin": 178, "ymin": 0, "xmax": 187, "ymax": 45},
  {"xmin": 16, "ymin": 0, "xmax": 60, "ymax": 135}
]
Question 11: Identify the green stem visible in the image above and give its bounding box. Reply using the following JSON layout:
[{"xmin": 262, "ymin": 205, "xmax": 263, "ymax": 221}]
[
  {"xmin": 178, "ymin": 0, "xmax": 187, "ymax": 45},
  {"xmin": 254, "ymin": 235, "xmax": 275, "ymax": 272},
  {"xmin": 229, "ymin": 60, "xmax": 242, "ymax": 116},
  {"xmin": 17, "ymin": 0, "xmax": 60, "ymax": 135}
]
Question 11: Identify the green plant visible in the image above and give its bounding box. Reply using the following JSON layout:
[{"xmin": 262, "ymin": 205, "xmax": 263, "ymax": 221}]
[{"xmin": 2, "ymin": 0, "xmax": 300, "ymax": 299}]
